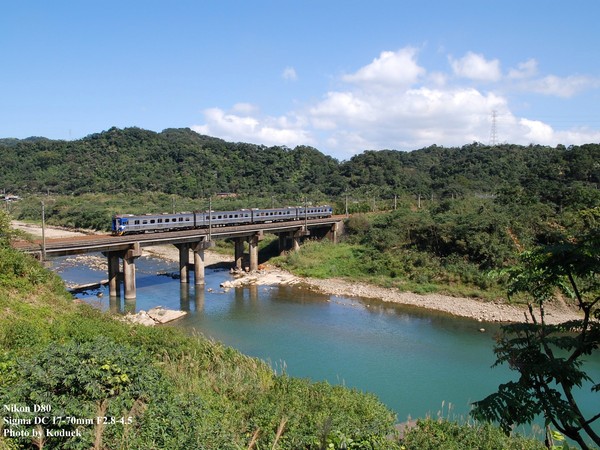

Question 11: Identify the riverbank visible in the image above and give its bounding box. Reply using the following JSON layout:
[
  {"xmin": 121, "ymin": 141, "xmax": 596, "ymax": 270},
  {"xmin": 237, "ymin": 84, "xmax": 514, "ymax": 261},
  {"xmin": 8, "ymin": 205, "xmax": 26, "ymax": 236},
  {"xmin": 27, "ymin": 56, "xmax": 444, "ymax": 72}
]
[
  {"xmin": 11, "ymin": 221, "xmax": 582, "ymax": 324},
  {"xmin": 215, "ymin": 264, "xmax": 581, "ymax": 324}
]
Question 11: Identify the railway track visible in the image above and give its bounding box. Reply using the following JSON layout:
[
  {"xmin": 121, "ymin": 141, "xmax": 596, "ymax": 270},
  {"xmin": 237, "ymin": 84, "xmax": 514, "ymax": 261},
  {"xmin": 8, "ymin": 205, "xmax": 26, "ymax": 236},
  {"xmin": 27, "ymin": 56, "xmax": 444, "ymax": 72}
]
[{"xmin": 12, "ymin": 216, "xmax": 346, "ymax": 256}]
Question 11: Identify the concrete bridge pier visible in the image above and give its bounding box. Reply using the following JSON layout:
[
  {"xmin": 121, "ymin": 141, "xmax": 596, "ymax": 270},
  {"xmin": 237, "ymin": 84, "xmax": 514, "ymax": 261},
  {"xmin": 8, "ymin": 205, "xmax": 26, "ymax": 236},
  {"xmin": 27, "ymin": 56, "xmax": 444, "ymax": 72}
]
[
  {"xmin": 247, "ymin": 232, "xmax": 263, "ymax": 271},
  {"xmin": 107, "ymin": 251, "xmax": 121, "ymax": 298},
  {"xmin": 234, "ymin": 237, "xmax": 245, "ymax": 270},
  {"xmin": 123, "ymin": 243, "xmax": 142, "ymax": 300},
  {"xmin": 104, "ymin": 245, "xmax": 141, "ymax": 300},
  {"xmin": 277, "ymin": 233, "xmax": 287, "ymax": 255},
  {"xmin": 192, "ymin": 240, "xmax": 210, "ymax": 285},
  {"xmin": 293, "ymin": 228, "xmax": 310, "ymax": 251},
  {"xmin": 277, "ymin": 231, "xmax": 297, "ymax": 255},
  {"xmin": 176, "ymin": 243, "xmax": 190, "ymax": 284},
  {"xmin": 326, "ymin": 222, "xmax": 343, "ymax": 244}
]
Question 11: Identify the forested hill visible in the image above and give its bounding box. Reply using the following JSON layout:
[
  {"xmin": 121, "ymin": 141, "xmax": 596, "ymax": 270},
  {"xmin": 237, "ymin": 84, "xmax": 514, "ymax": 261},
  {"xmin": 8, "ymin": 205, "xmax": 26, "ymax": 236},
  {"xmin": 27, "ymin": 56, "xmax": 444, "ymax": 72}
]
[{"xmin": 1, "ymin": 126, "xmax": 598, "ymax": 208}]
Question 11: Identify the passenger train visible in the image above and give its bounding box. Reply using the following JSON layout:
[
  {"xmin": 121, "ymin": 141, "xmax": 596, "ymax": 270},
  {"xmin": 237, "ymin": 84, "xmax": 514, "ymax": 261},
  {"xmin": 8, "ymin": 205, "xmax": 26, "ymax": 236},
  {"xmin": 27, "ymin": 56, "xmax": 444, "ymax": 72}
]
[{"xmin": 111, "ymin": 205, "xmax": 333, "ymax": 235}]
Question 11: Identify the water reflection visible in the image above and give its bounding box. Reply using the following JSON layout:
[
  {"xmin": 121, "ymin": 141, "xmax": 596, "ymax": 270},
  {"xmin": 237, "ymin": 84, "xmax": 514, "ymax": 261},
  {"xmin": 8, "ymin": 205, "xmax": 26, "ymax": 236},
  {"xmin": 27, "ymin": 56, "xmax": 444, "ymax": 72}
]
[
  {"xmin": 178, "ymin": 284, "xmax": 205, "ymax": 312},
  {"xmin": 109, "ymin": 295, "xmax": 120, "ymax": 314}
]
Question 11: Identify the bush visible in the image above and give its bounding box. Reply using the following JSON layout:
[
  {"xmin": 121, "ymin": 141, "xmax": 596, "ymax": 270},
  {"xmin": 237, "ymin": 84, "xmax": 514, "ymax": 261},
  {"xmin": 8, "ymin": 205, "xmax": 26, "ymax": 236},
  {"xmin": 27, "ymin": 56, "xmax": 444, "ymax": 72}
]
[
  {"xmin": 400, "ymin": 419, "xmax": 545, "ymax": 450},
  {"xmin": 0, "ymin": 335, "xmax": 240, "ymax": 449}
]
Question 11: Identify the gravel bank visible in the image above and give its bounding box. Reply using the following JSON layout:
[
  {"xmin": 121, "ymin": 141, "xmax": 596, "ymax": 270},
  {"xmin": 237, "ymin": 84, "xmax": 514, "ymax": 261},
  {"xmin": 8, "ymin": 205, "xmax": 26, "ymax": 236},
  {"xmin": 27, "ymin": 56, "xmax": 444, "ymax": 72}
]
[{"xmin": 218, "ymin": 265, "xmax": 582, "ymax": 324}]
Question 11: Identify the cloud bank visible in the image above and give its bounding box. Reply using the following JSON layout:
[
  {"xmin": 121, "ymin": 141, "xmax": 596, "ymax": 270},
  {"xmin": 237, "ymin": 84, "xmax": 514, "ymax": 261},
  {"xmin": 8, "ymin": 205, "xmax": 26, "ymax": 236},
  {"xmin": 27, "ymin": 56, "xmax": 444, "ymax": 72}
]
[{"xmin": 192, "ymin": 47, "xmax": 600, "ymax": 159}]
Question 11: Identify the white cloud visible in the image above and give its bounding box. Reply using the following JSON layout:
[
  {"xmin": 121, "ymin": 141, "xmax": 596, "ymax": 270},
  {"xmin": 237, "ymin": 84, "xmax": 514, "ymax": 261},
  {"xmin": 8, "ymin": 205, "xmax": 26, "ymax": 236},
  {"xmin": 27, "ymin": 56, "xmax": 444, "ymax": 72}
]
[
  {"xmin": 309, "ymin": 91, "xmax": 376, "ymax": 126},
  {"xmin": 307, "ymin": 84, "xmax": 507, "ymax": 153},
  {"xmin": 526, "ymin": 74, "xmax": 600, "ymax": 98},
  {"xmin": 282, "ymin": 66, "xmax": 297, "ymax": 81},
  {"xmin": 516, "ymin": 118, "xmax": 600, "ymax": 146},
  {"xmin": 192, "ymin": 46, "xmax": 600, "ymax": 158},
  {"xmin": 508, "ymin": 58, "xmax": 538, "ymax": 79},
  {"xmin": 342, "ymin": 48, "xmax": 425, "ymax": 88},
  {"xmin": 231, "ymin": 103, "xmax": 259, "ymax": 114},
  {"xmin": 428, "ymin": 72, "xmax": 447, "ymax": 86},
  {"xmin": 519, "ymin": 118, "xmax": 555, "ymax": 142},
  {"xmin": 450, "ymin": 51, "xmax": 501, "ymax": 82},
  {"xmin": 191, "ymin": 106, "xmax": 313, "ymax": 148}
]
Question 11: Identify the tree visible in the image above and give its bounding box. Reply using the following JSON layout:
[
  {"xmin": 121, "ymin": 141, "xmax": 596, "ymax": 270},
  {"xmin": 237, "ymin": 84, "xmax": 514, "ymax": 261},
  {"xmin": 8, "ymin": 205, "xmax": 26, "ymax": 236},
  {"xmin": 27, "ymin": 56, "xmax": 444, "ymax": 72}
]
[{"xmin": 472, "ymin": 208, "xmax": 600, "ymax": 449}]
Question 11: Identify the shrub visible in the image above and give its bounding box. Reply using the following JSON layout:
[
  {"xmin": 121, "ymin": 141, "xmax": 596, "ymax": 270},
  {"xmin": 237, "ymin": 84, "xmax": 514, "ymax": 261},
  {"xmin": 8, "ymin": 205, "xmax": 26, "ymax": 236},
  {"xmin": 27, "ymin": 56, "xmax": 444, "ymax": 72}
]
[{"xmin": 400, "ymin": 419, "xmax": 545, "ymax": 450}]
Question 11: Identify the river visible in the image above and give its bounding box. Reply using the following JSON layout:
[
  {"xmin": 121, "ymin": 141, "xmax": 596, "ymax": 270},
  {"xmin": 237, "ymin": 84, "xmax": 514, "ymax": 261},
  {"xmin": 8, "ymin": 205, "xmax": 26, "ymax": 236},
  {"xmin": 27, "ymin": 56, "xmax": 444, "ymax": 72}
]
[{"xmin": 53, "ymin": 253, "xmax": 600, "ymax": 439}]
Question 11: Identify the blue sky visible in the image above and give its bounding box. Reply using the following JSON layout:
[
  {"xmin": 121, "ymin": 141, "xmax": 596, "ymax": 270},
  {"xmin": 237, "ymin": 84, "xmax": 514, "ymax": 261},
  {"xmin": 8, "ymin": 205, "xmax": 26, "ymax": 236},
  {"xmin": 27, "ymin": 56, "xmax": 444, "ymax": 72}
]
[{"xmin": 2, "ymin": 1, "xmax": 599, "ymax": 160}]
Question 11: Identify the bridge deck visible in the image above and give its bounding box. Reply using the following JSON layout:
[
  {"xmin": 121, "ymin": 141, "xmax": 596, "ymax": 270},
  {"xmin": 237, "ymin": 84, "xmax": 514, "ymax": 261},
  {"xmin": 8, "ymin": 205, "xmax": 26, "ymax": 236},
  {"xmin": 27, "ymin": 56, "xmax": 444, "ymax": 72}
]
[{"xmin": 13, "ymin": 216, "xmax": 345, "ymax": 257}]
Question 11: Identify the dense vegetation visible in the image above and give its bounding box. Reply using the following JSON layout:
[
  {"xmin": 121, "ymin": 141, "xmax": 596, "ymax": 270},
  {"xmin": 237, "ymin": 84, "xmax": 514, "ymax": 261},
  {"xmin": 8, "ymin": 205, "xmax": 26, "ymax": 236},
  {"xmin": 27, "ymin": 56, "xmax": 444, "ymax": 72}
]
[
  {"xmin": 473, "ymin": 208, "xmax": 600, "ymax": 449},
  {"xmin": 1, "ymin": 127, "xmax": 599, "ymax": 211}
]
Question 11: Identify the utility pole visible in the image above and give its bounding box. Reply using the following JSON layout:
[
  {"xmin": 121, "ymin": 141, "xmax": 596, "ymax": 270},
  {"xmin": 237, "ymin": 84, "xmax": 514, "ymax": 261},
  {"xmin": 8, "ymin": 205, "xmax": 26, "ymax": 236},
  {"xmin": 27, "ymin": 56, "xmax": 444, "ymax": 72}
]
[
  {"xmin": 304, "ymin": 197, "xmax": 308, "ymax": 230},
  {"xmin": 394, "ymin": 194, "xmax": 397, "ymax": 211},
  {"xmin": 208, "ymin": 196, "xmax": 212, "ymax": 242},
  {"xmin": 345, "ymin": 193, "xmax": 349, "ymax": 218},
  {"xmin": 41, "ymin": 200, "xmax": 46, "ymax": 262}
]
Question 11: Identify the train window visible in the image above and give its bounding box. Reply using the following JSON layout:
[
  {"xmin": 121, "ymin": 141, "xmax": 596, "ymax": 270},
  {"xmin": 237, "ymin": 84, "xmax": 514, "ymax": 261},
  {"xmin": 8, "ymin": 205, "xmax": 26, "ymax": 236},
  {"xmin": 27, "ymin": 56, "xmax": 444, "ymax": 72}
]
[
  {"xmin": 185, "ymin": 217, "xmax": 190, "ymax": 221},
  {"xmin": 218, "ymin": 215, "xmax": 222, "ymax": 219},
  {"xmin": 142, "ymin": 220, "xmax": 148, "ymax": 224},
  {"xmin": 179, "ymin": 218, "xmax": 183, "ymax": 222},
  {"xmin": 158, "ymin": 219, "xmax": 162, "ymax": 223},
  {"xmin": 134, "ymin": 220, "xmax": 140, "ymax": 225},
  {"xmin": 150, "ymin": 219, "xmax": 155, "ymax": 224},
  {"xmin": 165, "ymin": 218, "xmax": 169, "ymax": 223}
]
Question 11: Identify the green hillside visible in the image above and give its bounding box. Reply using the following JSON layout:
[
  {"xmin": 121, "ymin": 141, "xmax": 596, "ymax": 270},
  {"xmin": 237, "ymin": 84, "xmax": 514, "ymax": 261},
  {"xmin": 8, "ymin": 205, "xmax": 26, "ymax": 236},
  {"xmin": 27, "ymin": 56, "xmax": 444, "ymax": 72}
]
[{"xmin": 1, "ymin": 127, "xmax": 598, "ymax": 213}]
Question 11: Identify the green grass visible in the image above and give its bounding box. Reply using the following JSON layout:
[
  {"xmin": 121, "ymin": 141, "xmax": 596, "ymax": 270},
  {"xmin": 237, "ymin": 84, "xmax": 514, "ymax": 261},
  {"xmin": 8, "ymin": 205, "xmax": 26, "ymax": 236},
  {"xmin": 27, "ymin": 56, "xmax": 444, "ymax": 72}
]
[
  {"xmin": 0, "ymin": 241, "xmax": 401, "ymax": 449},
  {"xmin": 273, "ymin": 240, "xmax": 508, "ymax": 301},
  {"xmin": 400, "ymin": 418, "xmax": 546, "ymax": 450},
  {"xmin": 273, "ymin": 240, "xmax": 365, "ymax": 279}
]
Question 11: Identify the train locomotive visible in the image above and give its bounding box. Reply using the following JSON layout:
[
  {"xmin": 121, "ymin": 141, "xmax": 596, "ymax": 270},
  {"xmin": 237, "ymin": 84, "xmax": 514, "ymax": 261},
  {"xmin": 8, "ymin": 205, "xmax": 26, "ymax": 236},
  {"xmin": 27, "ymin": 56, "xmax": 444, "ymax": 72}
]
[{"xmin": 111, "ymin": 205, "xmax": 333, "ymax": 235}]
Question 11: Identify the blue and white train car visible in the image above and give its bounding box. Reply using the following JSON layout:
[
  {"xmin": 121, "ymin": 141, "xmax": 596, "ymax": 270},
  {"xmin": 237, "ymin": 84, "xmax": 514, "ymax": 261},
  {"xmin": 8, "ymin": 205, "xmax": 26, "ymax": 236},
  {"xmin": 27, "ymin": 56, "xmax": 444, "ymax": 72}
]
[{"xmin": 112, "ymin": 205, "xmax": 333, "ymax": 235}]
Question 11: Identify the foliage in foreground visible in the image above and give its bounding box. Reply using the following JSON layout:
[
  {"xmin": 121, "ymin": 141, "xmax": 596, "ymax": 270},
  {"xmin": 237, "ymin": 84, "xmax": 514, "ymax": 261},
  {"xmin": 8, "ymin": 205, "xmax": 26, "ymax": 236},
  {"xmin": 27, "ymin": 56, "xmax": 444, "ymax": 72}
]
[
  {"xmin": 0, "ymin": 211, "xmax": 400, "ymax": 449},
  {"xmin": 472, "ymin": 208, "xmax": 600, "ymax": 449},
  {"xmin": 400, "ymin": 419, "xmax": 546, "ymax": 450}
]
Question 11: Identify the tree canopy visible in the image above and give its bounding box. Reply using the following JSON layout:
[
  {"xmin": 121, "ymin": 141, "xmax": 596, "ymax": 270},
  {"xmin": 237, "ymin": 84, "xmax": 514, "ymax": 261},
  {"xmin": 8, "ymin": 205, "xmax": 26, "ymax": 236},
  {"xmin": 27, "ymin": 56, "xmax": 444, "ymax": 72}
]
[
  {"xmin": 1, "ymin": 128, "xmax": 598, "ymax": 213},
  {"xmin": 472, "ymin": 208, "xmax": 600, "ymax": 449}
]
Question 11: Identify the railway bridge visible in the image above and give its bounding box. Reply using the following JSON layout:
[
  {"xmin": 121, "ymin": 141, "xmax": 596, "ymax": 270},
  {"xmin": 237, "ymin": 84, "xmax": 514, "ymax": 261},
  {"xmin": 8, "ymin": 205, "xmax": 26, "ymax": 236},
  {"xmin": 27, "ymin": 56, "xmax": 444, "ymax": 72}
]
[{"xmin": 13, "ymin": 217, "xmax": 344, "ymax": 299}]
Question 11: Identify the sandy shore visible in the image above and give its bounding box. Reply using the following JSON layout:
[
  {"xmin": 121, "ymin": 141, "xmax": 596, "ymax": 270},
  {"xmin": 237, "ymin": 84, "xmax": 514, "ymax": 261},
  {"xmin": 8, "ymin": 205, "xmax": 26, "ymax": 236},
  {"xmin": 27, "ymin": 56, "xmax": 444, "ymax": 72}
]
[{"xmin": 11, "ymin": 221, "xmax": 582, "ymax": 324}]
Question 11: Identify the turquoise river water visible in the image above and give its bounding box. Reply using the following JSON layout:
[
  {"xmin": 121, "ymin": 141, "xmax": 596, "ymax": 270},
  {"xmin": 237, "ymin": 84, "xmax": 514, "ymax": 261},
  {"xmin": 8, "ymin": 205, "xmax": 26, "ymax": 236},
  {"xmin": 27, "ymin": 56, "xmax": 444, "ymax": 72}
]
[{"xmin": 52, "ymin": 253, "xmax": 600, "ymax": 439}]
